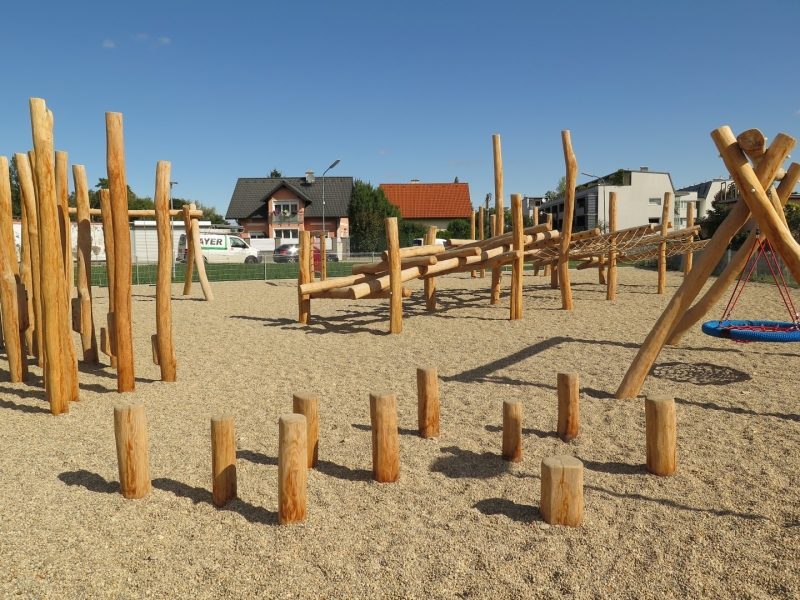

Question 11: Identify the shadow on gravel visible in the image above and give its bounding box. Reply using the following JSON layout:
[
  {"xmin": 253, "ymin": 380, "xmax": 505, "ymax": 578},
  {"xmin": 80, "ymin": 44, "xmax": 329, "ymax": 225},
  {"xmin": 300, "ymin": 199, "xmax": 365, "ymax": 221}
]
[
  {"xmin": 237, "ymin": 449, "xmax": 278, "ymax": 465},
  {"xmin": 579, "ymin": 458, "xmax": 646, "ymax": 476},
  {"xmin": 430, "ymin": 446, "xmax": 510, "ymax": 479},
  {"xmin": 484, "ymin": 424, "xmax": 556, "ymax": 439},
  {"xmin": 350, "ymin": 423, "xmax": 419, "ymax": 437},
  {"xmin": 0, "ymin": 384, "xmax": 48, "ymax": 407},
  {"xmin": 674, "ymin": 396, "xmax": 800, "ymax": 423},
  {"xmin": 583, "ymin": 388, "xmax": 615, "ymax": 399},
  {"xmin": 650, "ymin": 362, "xmax": 751, "ymax": 386},
  {"xmin": 315, "ymin": 459, "xmax": 372, "ymax": 482},
  {"xmin": 152, "ymin": 478, "xmax": 278, "ymax": 525},
  {"xmin": 474, "ymin": 498, "xmax": 539, "ymax": 523},
  {"xmin": 59, "ymin": 470, "xmax": 119, "ymax": 494},
  {"xmin": 0, "ymin": 397, "xmax": 51, "ymax": 414}
]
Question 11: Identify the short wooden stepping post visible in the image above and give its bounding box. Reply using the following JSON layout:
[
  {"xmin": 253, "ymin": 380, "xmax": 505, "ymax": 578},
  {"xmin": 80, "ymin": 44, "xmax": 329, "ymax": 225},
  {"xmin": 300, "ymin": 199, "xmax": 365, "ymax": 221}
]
[
  {"xmin": 645, "ymin": 394, "xmax": 676, "ymax": 476},
  {"xmin": 293, "ymin": 392, "xmax": 319, "ymax": 468},
  {"xmin": 502, "ymin": 400, "xmax": 522, "ymax": 462},
  {"xmin": 370, "ymin": 392, "xmax": 399, "ymax": 483},
  {"xmin": 540, "ymin": 455, "xmax": 583, "ymax": 527},
  {"xmin": 557, "ymin": 372, "xmax": 579, "ymax": 442},
  {"xmin": 278, "ymin": 413, "xmax": 307, "ymax": 524},
  {"xmin": 416, "ymin": 367, "xmax": 439, "ymax": 438},
  {"xmin": 211, "ymin": 415, "xmax": 237, "ymax": 507},
  {"xmin": 114, "ymin": 404, "xmax": 152, "ymax": 499}
]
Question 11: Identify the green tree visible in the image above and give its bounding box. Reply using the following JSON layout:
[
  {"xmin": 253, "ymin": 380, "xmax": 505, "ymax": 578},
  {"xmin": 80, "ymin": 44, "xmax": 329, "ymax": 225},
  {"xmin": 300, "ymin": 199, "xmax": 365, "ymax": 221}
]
[
  {"xmin": 696, "ymin": 200, "xmax": 749, "ymax": 248},
  {"xmin": 441, "ymin": 218, "xmax": 471, "ymax": 240},
  {"xmin": 348, "ymin": 180, "xmax": 401, "ymax": 252},
  {"xmin": 544, "ymin": 176, "xmax": 567, "ymax": 201},
  {"xmin": 453, "ymin": 176, "xmax": 459, "ymax": 184},
  {"xmin": 269, "ymin": 169, "xmax": 282, "ymax": 178},
  {"xmin": 172, "ymin": 197, "xmax": 228, "ymax": 224},
  {"xmin": 8, "ymin": 155, "xmax": 21, "ymax": 218},
  {"xmin": 398, "ymin": 220, "xmax": 427, "ymax": 247}
]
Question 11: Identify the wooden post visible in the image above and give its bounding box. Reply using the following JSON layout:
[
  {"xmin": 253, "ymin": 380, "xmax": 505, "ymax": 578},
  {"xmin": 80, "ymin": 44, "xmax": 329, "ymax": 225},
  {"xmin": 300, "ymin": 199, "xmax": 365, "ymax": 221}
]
[
  {"xmin": 298, "ymin": 231, "xmax": 311, "ymax": 324},
  {"xmin": 370, "ymin": 392, "xmax": 399, "ymax": 483},
  {"xmin": 478, "ymin": 206, "xmax": 485, "ymax": 278},
  {"xmin": 417, "ymin": 367, "xmax": 439, "ymax": 438},
  {"xmin": 559, "ymin": 131, "xmax": 576, "ymax": 310},
  {"xmin": 181, "ymin": 205, "xmax": 195, "ymax": 296},
  {"xmin": 540, "ymin": 456, "xmax": 583, "ymax": 527},
  {"xmin": 293, "ymin": 392, "xmax": 319, "ymax": 468},
  {"xmin": 72, "ymin": 165, "xmax": 98, "ymax": 364},
  {"xmin": 55, "ymin": 151, "xmax": 74, "ymax": 299},
  {"xmin": 189, "ymin": 204, "xmax": 214, "ymax": 301},
  {"xmin": 544, "ymin": 214, "xmax": 553, "ymax": 278},
  {"xmin": 320, "ymin": 234, "xmax": 327, "ymax": 281},
  {"xmin": 470, "ymin": 211, "xmax": 477, "ymax": 277},
  {"xmin": 30, "ymin": 99, "xmax": 71, "ymax": 413},
  {"xmin": 114, "ymin": 404, "xmax": 152, "ymax": 499},
  {"xmin": 278, "ymin": 413, "xmax": 307, "ymax": 524},
  {"xmin": 154, "ymin": 162, "xmax": 177, "ymax": 381},
  {"xmin": 99, "ymin": 189, "xmax": 117, "ymax": 368},
  {"xmin": 645, "ymin": 395, "xmax": 676, "ymax": 476},
  {"xmin": 17, "ymin": 154, "xmax": 38, "ymax": 360},
  {"xmin": 386, "ymin": 217, "xmax": 402, "ymax": 334},
  {"xmin": 211, "ymin": 415, "xmax": 237, "ymax": 507},
  {"xmin": 106, "ymin": 112, "xmax": 135, "ymax": 392},
  {"xmin": 606, "ymin": 192, "xmax": 618, "ymax": 301},
  {"xmin": 424, "ymin": 225, "xmax": 437, "ymax": 311},
  {"xmin": 510, "ymin": 194, "xmax": 523, "ymax": 320},
  {"xmin": 684, "ymin": 201, "xmax": 694, "ymax": 276},
  {"xmin": 502, "ymin": 400, "xmax": 522, "ymax": 462},
  {"xmin": 557, "ymin": 372, "xmax": 579, "ymax": 442},
  {"xmin": 615, "ymin": 131, "xmax": 795, "ymax": 399},
  {"xmin": 491, "ymin": 134, "xmax": 504, "ymax": 304},
  {"xmin": 658, "ymin": 192, "xmax": 671, "ymax": 294},
  {"xmin": 0, "ymin": 157, "xmax": 25, "ymax": 382}
]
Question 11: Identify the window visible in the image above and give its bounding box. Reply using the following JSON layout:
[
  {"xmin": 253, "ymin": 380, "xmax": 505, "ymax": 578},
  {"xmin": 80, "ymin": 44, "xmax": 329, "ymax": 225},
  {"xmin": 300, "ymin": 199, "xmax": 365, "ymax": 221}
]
[
  {"xmin": 273, "ymin": 202, "xmax": 298, "ymax": 214},
  {"xmin": 230, "ymin": 237, "xmax": 248, "ymax": 248},
  {"xmin": 649, "ymin": 218, "xmax": 661, "ymax": 224},
  {"xmin": 649, "ymin": 198, "xmax": 661, "ymax": 205},
  {"xmin": 274, "ymin": 229, "xmax": 299, "ymax": 239}
]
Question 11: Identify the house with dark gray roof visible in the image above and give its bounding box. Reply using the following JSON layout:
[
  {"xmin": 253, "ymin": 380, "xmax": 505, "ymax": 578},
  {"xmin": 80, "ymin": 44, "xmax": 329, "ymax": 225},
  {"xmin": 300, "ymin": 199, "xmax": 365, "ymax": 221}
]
[
  {"xmin": 225, "ymin": 172, "xmax": 354, "ymax": 242},
  {"xmin": 675, "ymin": 178, "xmax": 733, "ymax": 224}
]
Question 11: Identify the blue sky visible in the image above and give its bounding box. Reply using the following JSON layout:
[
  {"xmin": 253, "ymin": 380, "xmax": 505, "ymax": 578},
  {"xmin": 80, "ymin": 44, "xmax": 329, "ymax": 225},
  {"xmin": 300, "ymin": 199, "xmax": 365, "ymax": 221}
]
[{"xmin": 2, "ymin": 0, "xmax": 799, "ymax": 217}]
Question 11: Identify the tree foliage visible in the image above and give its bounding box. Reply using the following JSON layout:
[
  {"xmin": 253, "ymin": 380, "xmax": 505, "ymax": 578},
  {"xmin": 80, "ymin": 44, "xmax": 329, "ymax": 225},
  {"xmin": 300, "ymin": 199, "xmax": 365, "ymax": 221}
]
[
  {"xmin": 544, "ymin": 176, "xmax": 567, "ymax": 201},
  {"xmin": 269, "ymin": 169, "xmax": 283, "ymax": 178},
  {"xmin": 348, "ymin": 180, "xmax": 401, "ymax": 252}
]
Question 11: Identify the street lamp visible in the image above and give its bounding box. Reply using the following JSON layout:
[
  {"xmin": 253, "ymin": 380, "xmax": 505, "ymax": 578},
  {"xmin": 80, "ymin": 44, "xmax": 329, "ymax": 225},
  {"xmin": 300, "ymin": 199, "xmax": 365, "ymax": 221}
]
[
  {"xmin": 321, "ymin": 159, "xmax": 340, "ymax": 238},
  {"xmin": 580, "ymin": 172, "xmax": 606, "ymax": 232},
  {"xmin": 169, "ymin": 181, "xmax": 178, "ymax": 275}
]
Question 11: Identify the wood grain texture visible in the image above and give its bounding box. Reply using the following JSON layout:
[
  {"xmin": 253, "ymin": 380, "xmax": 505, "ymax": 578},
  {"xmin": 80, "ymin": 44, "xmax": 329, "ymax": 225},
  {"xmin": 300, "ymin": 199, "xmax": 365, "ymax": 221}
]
[
  {"xmin": 424, "ymin": 225, "xmax": 437, "ymax": 311},
  {"xmin": 181, "ymin": 205, "xmax": 195, "ymax": 296},
  {"xmin": 189, "ymin": 204, "xmax": 214, "ymax": 301},
  {"xmin": 370, "ymin": 392, "xmax": 399, "ymax": 483},
  {"xmin": 114, "ymin": 404, "xmax": 152, "ymax": 499},
  {"xmin": 73, "ymin": 165, "xmax": 98, "ymax": 364},
  {"xmin": 658, "ymin": 192, "xmax": 671, "ymax": 294},
  {"xmin": 606, "ymin": 191, "xmax": 618, "ymax": 301},
  {"xmin": 211, "ymin": 415, "xmax": 237, "ymax": 507},
  {"xmin": 416, "ymin": 367, "xmax": 439, "ymax": 438},
  {"xmin": 510, "ymin": 194, "xmax": 523, "ymax": 320},
  {"xmin": 540, "ymin": 455, "xmax": 583, "ymax": 527},
  {"xmin": 386, "ymin": 218, "xmax": 402, "ymax": 334},
  {"xmin": 278, "ymin": 413, "xmax": 307, "ymax": 524},
  {"xmin": 298, "ymin": 231, "xmax": 311, "ymax": 324},
  {"xmin": 293, "ymin": 392, "xmax": 319, "ymax": 468},
  {"xmin": 645, "ymin": 395, "xmax": 677, "ymax": 476},
  {"xmin": 153, "ymin": 162, "xmax": 177, "ymax": 381},
  {"xmin": 502, "ymin": 400, "xmax": 522, "ymax": 462},
  {"xmin": 557, "ymin": 372, "xmax": 579, "ymax": 442},
  {"xmin": 0, "ymin": 157, "xmax": 25, "ymax": 382},
  {"xmin": 559, "ymin": 131, "xmax": 576, "ymax": 310}
]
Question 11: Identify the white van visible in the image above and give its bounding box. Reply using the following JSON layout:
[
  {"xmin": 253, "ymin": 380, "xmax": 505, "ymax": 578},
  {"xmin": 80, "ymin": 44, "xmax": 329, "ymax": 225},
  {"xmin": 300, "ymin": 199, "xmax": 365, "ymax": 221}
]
[
  {"xmin": 177, "ymin": 233, "xmax": 261, "ymax": 264},
  {"xmin": 411, "ymin": 237, "xmax": 447, "ymax": 247}
]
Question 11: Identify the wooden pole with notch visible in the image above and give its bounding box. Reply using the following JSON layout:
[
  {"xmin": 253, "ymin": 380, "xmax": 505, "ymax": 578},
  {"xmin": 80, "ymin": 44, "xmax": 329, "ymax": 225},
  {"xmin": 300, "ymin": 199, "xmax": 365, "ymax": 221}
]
[
  {"xmin": 558, "ymin": 131, "xmax": 576, "ymax": 310},
  {"xmin": 72, "ymin": 165, "xmax": 98, "ymax": 363},
  {"xmin": 154, "ymin": 161, "xmax": 177, "ymax": 381}
]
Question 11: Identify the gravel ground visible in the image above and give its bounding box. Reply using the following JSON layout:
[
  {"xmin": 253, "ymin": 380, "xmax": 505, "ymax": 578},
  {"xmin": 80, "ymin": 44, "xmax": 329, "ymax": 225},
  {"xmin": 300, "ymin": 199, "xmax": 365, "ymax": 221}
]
[{"xmin": 1, "ymin": 266, "xmax": 798, "ymax": 599}]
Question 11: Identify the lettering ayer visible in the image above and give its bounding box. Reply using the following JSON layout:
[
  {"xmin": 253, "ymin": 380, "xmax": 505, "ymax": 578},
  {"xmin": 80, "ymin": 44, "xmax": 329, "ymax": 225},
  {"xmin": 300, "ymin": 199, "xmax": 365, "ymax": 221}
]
[{"xmin": 200, "ymin": 237, "xmax": 225, "ymax": 247}]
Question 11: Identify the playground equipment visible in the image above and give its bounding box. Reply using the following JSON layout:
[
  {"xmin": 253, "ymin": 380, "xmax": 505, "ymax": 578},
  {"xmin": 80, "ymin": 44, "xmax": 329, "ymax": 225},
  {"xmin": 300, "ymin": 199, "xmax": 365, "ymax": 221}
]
[{"xmin": 616, "ymin": 126, "xmax": 800, "ymax": 399}]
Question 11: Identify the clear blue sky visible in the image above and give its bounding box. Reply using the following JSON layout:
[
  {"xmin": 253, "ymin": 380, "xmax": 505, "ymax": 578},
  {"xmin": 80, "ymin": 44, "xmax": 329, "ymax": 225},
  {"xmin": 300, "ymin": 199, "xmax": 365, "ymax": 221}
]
[{"xmin": 2, "ymin": 0, "xmax": 799, "ymax": 218}]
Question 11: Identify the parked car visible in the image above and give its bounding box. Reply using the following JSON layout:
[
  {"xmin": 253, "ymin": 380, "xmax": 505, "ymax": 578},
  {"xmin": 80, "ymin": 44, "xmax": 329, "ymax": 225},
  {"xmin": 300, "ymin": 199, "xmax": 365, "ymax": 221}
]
[
  {"xmin": 177, "ymin": 233, "xmax": 261, "ymax": 264},
  {"xmin": 272, "ymin": 243, "xmax": 340, "ymax": 263}
]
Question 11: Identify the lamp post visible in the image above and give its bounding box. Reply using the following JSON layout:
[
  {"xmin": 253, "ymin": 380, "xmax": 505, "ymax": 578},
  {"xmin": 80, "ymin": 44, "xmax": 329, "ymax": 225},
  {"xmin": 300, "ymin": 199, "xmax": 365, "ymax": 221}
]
[
  {"xmin": 169, "ymin": 181, "xmax": 178, "ymax": 277},
  {"xmin": 321, "ymin": 159, "xmax": 340, "ymax": 238},
  {"xmin": 580, "ymin": 172, "xmax": 606, "ymax": 232}
]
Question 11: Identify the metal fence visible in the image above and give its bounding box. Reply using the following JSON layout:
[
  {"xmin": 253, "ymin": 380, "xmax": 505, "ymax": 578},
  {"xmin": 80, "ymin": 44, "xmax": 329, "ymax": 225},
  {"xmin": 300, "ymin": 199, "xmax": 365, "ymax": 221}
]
[{"xmin": 665, "ymin": 247, "xmax": 798, "ymax": 286}]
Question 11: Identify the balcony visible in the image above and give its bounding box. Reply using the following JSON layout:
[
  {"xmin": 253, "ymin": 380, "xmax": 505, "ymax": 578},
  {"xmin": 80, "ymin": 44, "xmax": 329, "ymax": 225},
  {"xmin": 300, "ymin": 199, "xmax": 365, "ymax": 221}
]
[{"xmin": 270, "ymin": 212, "xmax": 303, "ymax": 224}]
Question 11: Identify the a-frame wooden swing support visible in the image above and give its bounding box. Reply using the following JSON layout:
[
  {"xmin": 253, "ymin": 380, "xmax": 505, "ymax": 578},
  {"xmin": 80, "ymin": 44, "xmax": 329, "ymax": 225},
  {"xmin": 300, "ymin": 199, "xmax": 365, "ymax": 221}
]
[{"xmin": 615, "ymin": 126, "xmax": 800, "ymax": 399}]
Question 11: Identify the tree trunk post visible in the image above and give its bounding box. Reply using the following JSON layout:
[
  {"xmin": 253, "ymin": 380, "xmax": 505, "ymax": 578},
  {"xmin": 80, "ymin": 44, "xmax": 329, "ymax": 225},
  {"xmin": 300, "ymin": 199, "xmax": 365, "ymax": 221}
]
[
  {"xmin": 278, "ymin": 413, "xmax": 307, "ymax": 524},
  {"xmin": 298, "ymin": 230, "xmax": 311, "ymax": 324},
  {"xmin": 293, "ymin": 392, "xmax": 319, "ymax": 468},
  {"xmin": 470, "ymin": 211, "xmax": 477, "ymax": 277},
  {"xmin": 416, "ymin": 367, "xmax": 439, "ymax": 438},
  {"xmin": 491, "ymin": 134, "xmax": 504, "ymax": 304},
  {"xmin": 557, "ymin": 372, "xmax": 579, "ymax": 442},
  {"xmin": 114, "ymin": 404, "xmax": 152, "ymax": 499},
  {"xmin": 645, "ymin": 395, "xmax": 677, "ymax": 476},
  {"xmin": 658, "ymin": 192, "xmax": 671, "ymax": 294},
  {"xmin": 154, "ymin": 161, "xmax": 177, "ymax": 381},
  {"xmin": 502, "ymin": 400, "xmax": 522, "ymax": 462},
  {"xmin": 98, "ymin": 189, "xmax": 117, "ymax": 368},
  {"xmin": 0, "ymin": 157, "xmax": 25, "ymax": 382},
  {"xmin": 511, "ymin": 194, "xmax": 524, "ymax": 320},
  {"xmin": 540, "ymin": 456, "xmax": 583, "ymax": 527},
  {"xmin": 211, "ymin": 415, "xmax": 237, "ymax": 507},
  {"xmin": 683, "ymin": 201, "xmax": 694, "ymax": 276},
  {"xmin": 181, "ymin": 204, "xmax": 195, "ymax": 295},
  {"xmin": 73, "ymin": 165, "xmax": 98, "ymax": 364},
  {"xmin": 559, "ymin": 131, "xmax": 577, "ymax": 310},
  {"xmin": 386, "ymin": 217, "xmax": 402, "ymax": 333},
  {"xmin": 606, "ymin": 191, "xmax": 618, "ymax": 301},
  {"xmin": 478, "ymin": 206, "xmax": 485, "ymax": 278},
  {"xmin": 370, "ymin": 391, "xmax": 399, "ymax": 483}
]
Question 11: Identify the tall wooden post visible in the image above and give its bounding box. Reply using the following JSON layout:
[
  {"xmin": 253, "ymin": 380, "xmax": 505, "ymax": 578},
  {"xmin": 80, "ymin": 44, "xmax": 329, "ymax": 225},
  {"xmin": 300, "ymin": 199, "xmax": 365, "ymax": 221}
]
[
  {"xmin": 502, "ymin": 400, "xmax": 522, "ymax": 462},
  {"xmin": 99, "ymin": 189, "xmax": 117, "ymax": 368},
  {"xmin": 211, "ymin": 415, "xmax": 237, "ymax": 507},
  {"xmin": 510, "ymin": 194, "xmax": 523, "ymax": 320},
  {"xmin": 491, "ymin": 134, "xmax": 504, "ymax": 305},
  {"xmin": 73, "ymin": 165, "xmax": 98, "ymax": 364},
  {"xmin": 293, "ymin": 392, "xmax": 319, "ymax": 468},
  {"xmin": 424, "ymin": 225, "xmax": 437, "ymax": 311},
  {"xmin": 181, "ymin": 204, "xmax": 195, "ymax": 295},
  {"xmin": 189, "ymin": 204, "xmax": 214, "ymax": 301},
  {"xmin": 30, "ymin": 99, "xmax": 71, "ymax": 413},
  {"xmin": 278, "ymin": 413, "xmax": 308, "ymax": 524},
  {"xmin": 370, "ymin": 392, "xmax": 399, "ymax": 483},
  {"xmin": 298, "ymin": 231, "xmax": 311, "ymax": 323},
  {"xmin": 658, "ymin": 192, "xmax": 671, "ymax": 294},
  {"xmin": 106, "ymin": 112, "xmax": 135, "ymax": 392},
  {"xmin": 544, "ymin": 214, "xmax": 553, "ymax": 278},
  {"xmin": 606, "ymin": 192, "xmax": 618, "ymax": 301},
  {"xmin": 320, "ymin": 234, "xmax": 327, "ymax": 281},
  {"xmin": 114, "ymin": 404, "xmax": 152, "ymax": 499},
  {"xmin": 154, "ymin": 162, "xmax": 177, "ymax": 381},
  {"xmin": 645, "ymin": 395, "xmax": 676, "ymax": 476},
  {"xmin": 533, "ymin": 207, "xmax": 541, "ymax": 277},
  {"xmin": 416, "ymin": 367, "xmax": 439, "ymax": 438},
  {"xmin": 478, "ymin": 206, "xmax": 485, "ymax": 278},
  {"xmin": 559, "ymin": 131, "xmax": 577, "ymax": 310},
  {"xmin": 386, "ymin": 217, "xmax": 402, "ymax": 334},
  {"xmin": 557, "ymin": 372, "xmax": 579, "ymax": 442},
  {"xmin": 0, "ymin": 157, "xmax": 25, "ymax": 382},
  {"xmin": 16, "ymin": 154, "xmax": 40, "ymax": 361},
  {"xmin": 684, "ymin": 201, "xmax": 694, "ymax": 276},
  {"xmin": 55, "ymin": 151, "xmax": 74, "ymax": 297}
]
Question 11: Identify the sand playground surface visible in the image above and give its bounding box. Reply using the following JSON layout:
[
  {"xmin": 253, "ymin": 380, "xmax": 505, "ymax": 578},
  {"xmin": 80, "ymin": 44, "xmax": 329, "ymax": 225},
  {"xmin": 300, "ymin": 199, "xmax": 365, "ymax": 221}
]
[{"xmin": 1, "ymin": 267, "xmax": 798, "ymax": 599}]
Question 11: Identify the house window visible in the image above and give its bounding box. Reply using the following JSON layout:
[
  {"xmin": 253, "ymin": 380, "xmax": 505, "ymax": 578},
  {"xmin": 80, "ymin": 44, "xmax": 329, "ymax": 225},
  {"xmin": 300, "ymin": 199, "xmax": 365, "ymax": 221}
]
[
  {"xmin": 649, "ymin": 218, "xmax": 661, "ymax": 224},
  {"xmin": 273, "ymin": 202, "xmax": 298, "ymax": 215},
  {"xmin": 274, "ymin": 228, "xmax": 299, "ymax": 239},
  {"xmin": 649, "ymin": 198, "xmax": 661, "ymax": 205}
]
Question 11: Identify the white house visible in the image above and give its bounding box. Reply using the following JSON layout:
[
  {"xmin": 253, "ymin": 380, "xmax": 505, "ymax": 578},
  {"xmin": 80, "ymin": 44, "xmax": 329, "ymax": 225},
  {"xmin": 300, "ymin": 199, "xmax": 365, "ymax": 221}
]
[
  {"xmin": 675, "ymin": 179, "xmax": 734, "ymax": 226},
  {"xmin": 539, "ymin": 168, "xmax": 679, "ymax": 232}
]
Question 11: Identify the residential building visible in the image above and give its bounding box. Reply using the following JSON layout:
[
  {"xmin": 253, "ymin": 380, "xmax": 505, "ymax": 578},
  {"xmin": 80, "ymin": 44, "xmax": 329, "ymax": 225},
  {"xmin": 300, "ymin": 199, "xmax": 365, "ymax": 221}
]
[
  {"xmin": 379, "ymin": 181, "xmax": 474, "ymax": 230},
  {"xmin": 539, "ymin": 168, "xmax": 678, "ymax": 232},
  {"xmin": 225, "ymin": 173, "xmax": 354, "ymax": 242},
  {"xmin": 675, "ymin": 179, "xmax": 734, "ymax": 225}
]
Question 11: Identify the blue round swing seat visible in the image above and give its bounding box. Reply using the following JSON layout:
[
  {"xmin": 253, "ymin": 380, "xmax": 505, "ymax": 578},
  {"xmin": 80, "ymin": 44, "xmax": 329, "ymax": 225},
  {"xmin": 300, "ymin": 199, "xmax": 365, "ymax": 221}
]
[{"xmin": 701, "ymin": 319, "xmax": 800, "ymax": 343}]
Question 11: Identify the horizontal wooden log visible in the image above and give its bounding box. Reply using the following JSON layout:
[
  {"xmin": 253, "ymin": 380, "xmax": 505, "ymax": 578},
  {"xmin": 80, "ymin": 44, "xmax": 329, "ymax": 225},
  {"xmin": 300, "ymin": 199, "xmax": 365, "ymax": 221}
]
[
  {"xmin": 68, "ymin": 207, "xmax": 203, "ymax": 218},
  {"xmin": 434, "ymin": 246, "xmax": 485, "ymax": 260},
  {"xmin": 299, "ymin": 271, "xmax": 380, "ymax": 296},
  {"xmin": 349, "ymin": 265, "xmax": 427, "ymax": 299},
  {"xmin": 310, "ymin": 286, "xmax": 412, "ymax": 299},
  {"xmin": 381, "ymin": 244, "xmax": 446, "ymax": 261},
  {"xmin": 351, "ymin": 255, "xmax": 437, "ymax": 275},
  {"xmin": 576, "ymin": 259, "xmax": 600, "ymax": 270}
]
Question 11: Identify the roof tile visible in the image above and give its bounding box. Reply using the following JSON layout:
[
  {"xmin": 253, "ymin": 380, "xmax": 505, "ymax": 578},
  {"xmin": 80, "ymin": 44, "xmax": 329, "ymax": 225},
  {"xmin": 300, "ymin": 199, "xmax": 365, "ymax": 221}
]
[{"xmin": 379, "ymin": 183, "xmax": 473, "ymax": 219}]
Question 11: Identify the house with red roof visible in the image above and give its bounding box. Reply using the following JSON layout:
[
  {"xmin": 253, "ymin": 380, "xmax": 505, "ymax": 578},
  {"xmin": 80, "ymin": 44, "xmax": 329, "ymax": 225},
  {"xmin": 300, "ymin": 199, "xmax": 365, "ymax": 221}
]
[{"xmin": 379, "ymin": 181, "xmax": 474, "ymax": 230}]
